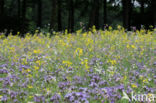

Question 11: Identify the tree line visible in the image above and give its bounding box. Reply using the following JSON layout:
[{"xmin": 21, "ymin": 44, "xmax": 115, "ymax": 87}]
[{"xmin": 0, "ymin": 0, "xmax": 155, "ymax": 33}]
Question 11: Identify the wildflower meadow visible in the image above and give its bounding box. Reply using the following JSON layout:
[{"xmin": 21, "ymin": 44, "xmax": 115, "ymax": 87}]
[{"xmin": 0, "ymin": 27, "xmax": 156, "ymax": 103}]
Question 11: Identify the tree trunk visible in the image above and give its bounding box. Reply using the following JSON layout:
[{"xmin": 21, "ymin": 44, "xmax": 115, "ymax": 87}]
[
  {"xmin": 95, "ymin": 0, "xmax": 99, "ymax": 29},
  {"xmin": 0, "ymin": 0, "xmax": 4, "ymax": 16},
  {"xmin": 140, "ymin": 0, "xmax": 144, "ymax": 25},
  {"xmin": 88, "ymin": 0, "xmax": 95, "ymax": 28},
  {"xmin": 37, "ymin": 0, "xmax": 42, "ymax": 27},
  {"xmin": 57, "ymin": 0, "xmax": 62, "ymax": 31},
  {"xmin": 51, "ymin": 0, "xmax": 57, "ymax": 30},
  {"xmin": 21, "ymin": 0, "xmax": 27, "ymax": 33},
  {"xmin": 152, "ymin": 0, "xmax": 156, "ymax": 25},
  {"xmin": 17, "ymin": 0, "xmax": 21, "ymax": 19},
  {"xmin": 122, "ymin": 0, "xmax": 131, "ymax": 30},
  {"xmin": 32, "ymin": 0, "xmax": 36, "ymax": 24},
  {"xmin": 68, "ymin": 0, "xmax": 74, "ymax": 33},
  {"xmin": 89, "ymin": 0, "xmax": 100, "ymax": 29},
  {"xmin": 17, "ymin": 0, "xmax": 21, "ymax": 31},
  {"xmin": 22, "ymin": 0, "xmax": 26, "ymax": 21},
  {"xmin": 103, "ymin": 0, "xmax": 107, "ymax": 26}
]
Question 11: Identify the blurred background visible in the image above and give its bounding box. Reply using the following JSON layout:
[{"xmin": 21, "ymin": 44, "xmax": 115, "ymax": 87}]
[{"xmin": 0, "ymin": 0, "xmax": 155, "ymax": 33}]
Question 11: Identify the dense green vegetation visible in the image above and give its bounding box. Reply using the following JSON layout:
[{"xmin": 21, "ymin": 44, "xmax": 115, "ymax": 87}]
[{"xmin": 0, "ymin": 28, "xmax": 156, "ymax": 102}]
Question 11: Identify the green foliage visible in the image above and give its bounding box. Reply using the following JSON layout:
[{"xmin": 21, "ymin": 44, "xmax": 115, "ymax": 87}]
[{"xmin": 0, "ymin": 28, "xmax": 156, "ymax": 102}]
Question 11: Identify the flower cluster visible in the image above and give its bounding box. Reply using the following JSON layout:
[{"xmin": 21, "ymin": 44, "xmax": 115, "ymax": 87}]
[{"xmin": 0, "ymin": 27, "xmax": 155, "ymax": 102}]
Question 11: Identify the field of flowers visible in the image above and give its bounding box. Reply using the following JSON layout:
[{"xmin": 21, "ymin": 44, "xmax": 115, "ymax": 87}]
[{"xmin": 0, "ymin": 27, "xmax": 156, "ymax": 103}]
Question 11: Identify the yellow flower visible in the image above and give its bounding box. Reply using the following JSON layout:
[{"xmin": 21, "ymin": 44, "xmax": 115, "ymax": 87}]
[
  {"xmin": 44, "ymin": 88, "xmax": 51, "ymax": 94},
  {"xmin": 28, "ymin": 85, "xmax": 33, "ymax": 89},
  {"xmin": 22, "ymin": 68, "xmax": 31, "ymax": 73},
  {"xmin": 76, "ymin": 29, "xmax": 82, "ymax": 35},
  {"xmin": 81, "ymin": 59, "xmax": 89, "ymax": 71},
  {"xmin": 86, "ymin": 38, "xmax": 93, "ymax": 46},
  {"xmin": 65, "ymin": 29, "xmax": 68, "ymax": 35},
  {"xmin": 46, "ymin": 88, "xmax": 50, "ymax": 91},
  {"xmin": 139, "ymin": 75, "xmax": 143, "ymax": 80},
  {"xmin": 143, "ymin": 78, "xmax": 148, "ymax": 83},
  {"xmin": 110, "ymin": 71, "xmax": 115, "ymax": 76},
  {"xmin": 29, "ymin": 96, "xmax": 33, "ymax": 99},
  {"xmin": 26, "ymin": 69, "xmax": 31, "ymax": 73},
  {"xmin": 108, "ymin": 60, "xmax": 117, "ymax": 65},
  {"xmin": 36, "ymin": 60, "xmax": 41, "ymax": 66},
  {"xmin": 35, "ymin": 30, "xmax": 39, "ymax": 33},
  {"xmin": 115, "ymin": 56, "xmax": 120, "ymax": 59},
  {"xmin": 82, "ymin": 32, "xmax": 87, "ymax": 37},
  {"xmin": 109, "ymin": 26, "xmax": 112, "ymax": 30},
  {"xmin": 26, "ymin": 33, "xmax": 31, "ymax": 37},
  {"xmin": 131, "ymin": 45, "xmax": 136, "ymax": 49},
  {"xmin": 124, "ymin": 75, "xmax": 127, "ymax": 81},
  {"xmin": 117, "ymin": 25, "xmax": 121, "ymax": 30},
  {"xmin": 147, "ymin": 93, "xmax": 154, "ymax": 98},
  {"xmin": 0, "ymin": 33, "xmax": 5, "ymax": 39},
  {"xmin": 112, "ymin": 60, "xmax": 117, "ymax": 65},
  {"xmin": 62, "ymin": 61, "xmax": 72, "ymax": 67},
  {"xmin": 34, "ymin": 66, "xmax": 39, "ymax": 70},
  {"xmin": 126, "ymin": 44, "xmax": 130, "ymax": 48},
  {"xmin": 92, "ymin": 25, "xmax": 96, "ymax": 33},
  {"xmin": 33, "ymin": 49, "xmax": 41, "ymax": 54},
  {"xmin": 17, "ymin": 32, "xmax": 20, "ymax": 35},
  {"xmin": 27, "ymin": 74, "xmax": 32, "ymax": 78},
  {"xmin": 21, "ymin": 58, "xmax": 28, "ymax": 65},
  {"xmin": 74, "ymin": 48, "xmax": 83, "ymax": 57},
  {"xmin": 0, "ymin": 95, "xmax": 2, "ymax": 100},
  {"xmin": 9, "ymin": 47, "xmax": 15, "ymax": 53},
  {"xmin": 131, "ymin": 83, "xmax": 137, "ymax": 88}
]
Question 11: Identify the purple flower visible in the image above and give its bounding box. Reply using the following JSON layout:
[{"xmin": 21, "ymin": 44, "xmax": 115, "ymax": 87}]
[
  {"xmin": 0, "ymin": 78, "xmax": 4, "ymax": 82},
  {"xmin": 13, "ymin": 99, "xmax": 18, "ymax": 103},
  {"xmin": 0, "ymin": 69, "xmax": 8, "ymax": 74},
  {"xmin": 80, "ymin": 97, "xmax": 89, "ymax": 103},
  {"xmin": 1, "ymin": 95, "xmax": 7, "ymax": 102},
  {"xmin": 20, "ymin": 79, "xmax": 29, "ymax": 88},
  {"xmin": 58, "ymin": 81, "xmax": 70, "ymax": 90},
  {"xmin": 11, "ymin": 62, "xmax": 15, "ymax": 66},
  {"xmin": 19, "ymin": 65, "xmax": 30, "ymax": 72},
  {"xmin": 69, "ymin": 96, "xmax": 74, "ymax": 102},
  {"xmin": 98, "ymin": 80, "xmax": 108, "ymax": 86},
  {"xmin": 0, "ymin": 88, "xmax": 8, "ymax": 94},
  {"xmin": 91, "ymin": 75, "xmax": 101, "ymax": 83},
  {"xmin": 44, "ymin": 75, "xmax": 56, "ymax": 83},
  {"xmin": 72, "ymin": 76, "xmax": 83, "ymax": 85},
  {"xmin": 65, "ymin": 92, "xmax": 89, "ymax": 103},
  {"xmin": 18, "ymin": 91, "xmax": 27, "ymax": 99},
  {"xmin": 79, "ymin": 87, "xmax": 88, "ymax": 92},
  {"xmin": 34, "ymin": 95, "xmax": 45, "ymax": 103},
  {"xmin": 89, "ymin": 82, "xmax": 98, "ymax": 88},
  {"xmin": 64, "ymin": 93, "xmax": 73, "ymax": 99},
  {"xmin": 3, "ymin": 77, "xmax": 12, "ymax": 87},
  {"xmin": 132, "ymin": 26, "xmax": 136, "ymax": 31},
  {"xmin": 89, "ymin": 57, "xmax": 100, "ymax": 65},
  {"xmin": 50, "ymin": 94, "xmax": 61, "ymax": 103},
  {"xmin": 117, "ymin": 84, "xmax": 124, "ymax": 90},
  {"xmin": 0, "ymin": 64, "xmax": 7, "ymax": 68},
  {"xmin": 27, "ymin": 58, "xmax": 34, "ymax": 62},
  {"xmin": 10, "ymin": 91, "xmax": 18, "ymax": 99}
]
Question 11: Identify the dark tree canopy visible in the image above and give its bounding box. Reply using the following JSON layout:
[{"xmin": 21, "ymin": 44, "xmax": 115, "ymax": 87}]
[{"xmin": 0, "ymin": 0, "xmax": 155, "ymax": 33}]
